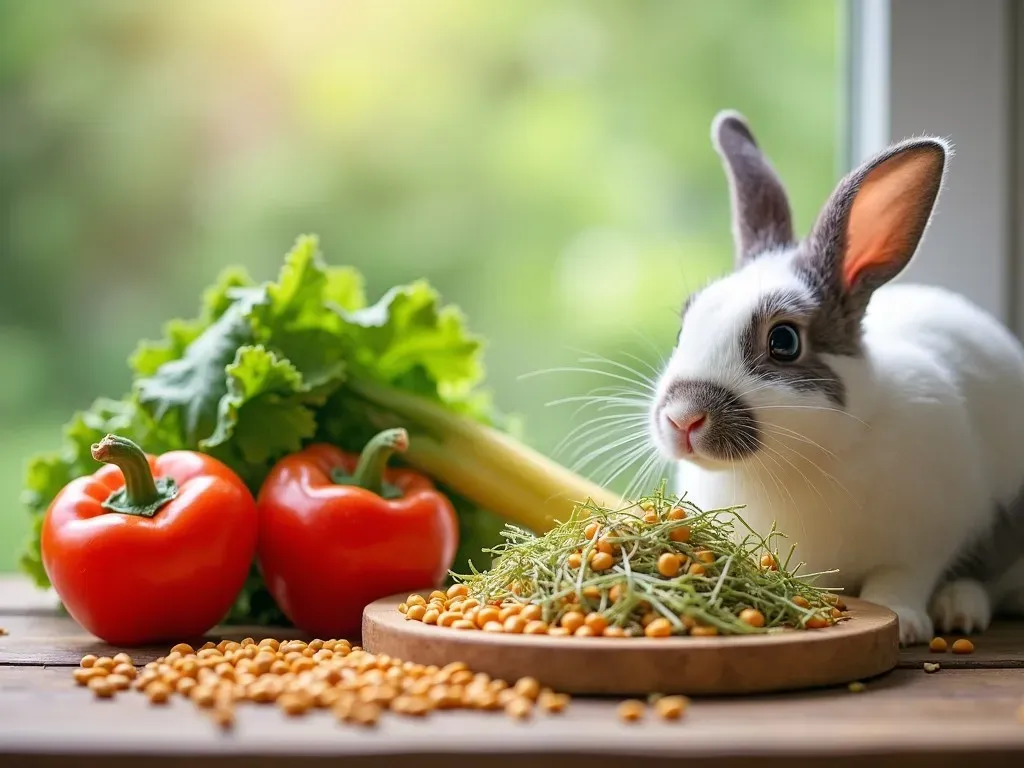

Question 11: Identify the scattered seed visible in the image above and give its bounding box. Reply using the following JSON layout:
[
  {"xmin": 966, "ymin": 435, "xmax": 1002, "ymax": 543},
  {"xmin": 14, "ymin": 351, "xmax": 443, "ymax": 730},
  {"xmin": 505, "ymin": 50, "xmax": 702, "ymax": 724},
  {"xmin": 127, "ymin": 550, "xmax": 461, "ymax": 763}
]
[
  {"xmin": 560, "ymin": 611, "xmax": 586, "ymax": 633},
  {"xmin": 73, "ymin": 667, "xmax": 104, "ymax": 685},
  {"xmin": 690, "ymin": 625, "xmax": 719, "ymax": 637},
  {"xmin": 655, "ymin": 695, "xmax": 689, "ymax": 720},
  {"xmin": 147, "ymin": 682, "xmax": 172, "ymax": 704},
  {"xmin": 848, "ymin": 681, "xmax": 866, "ymax": 693},
  {"xmin": 584, "ymin": 612, "xmax": 607, "ymax": 635},
  {"xmin": 644, "ymin": 618, "xmax": 673, "ymax": 638},
  {"xmin": 212, "ymin": 706, "xmax": 235, "ymax": 730},
  {"xmin": 475, "ymin": 606, "xmax": 501, "ymax": 628},
  {"xmin": 523, "ymin": 620, "xmax": 549, "ymax": 635},
  {"xmin": 951, "ymin": 638, "xmax": 974, "ymax": 655},
  {"xmin": 520, "ymin": 604, "xmax": 543, "ymax": 622},
  {"xmin": 657, "ymin": 553, "xmax": 682, "ymax": 578},
  {"xmin": 72, "ymin": 633, "xmax": 572, "ymax": 727},
  {"xmin": 506, "ymin": 697, "xmax": 532, "ymax": 720},
  {"xmin": 739, "ymin": 608, "xmax": 766, "ymax": 628},
  {"xmin": 923, "ymin": 662, "xmax": 940, "ymax": 673},
  {"xmin": 503, "ymin": 616, "xmax": 527, "ymax": 634},
  {"xmin": 406, "ymin": 604, "xmax": 426, "ymax": 621},
  {"xmin": 617, "ymin": 700, "xmax": 645, "ymax": 722},
  {"xmin": 590, "ymin": 552, "xmax": 614, "ymax": 571},
  {"xmin": 539, "ymin": 690, "xmax": 569, "ymax": 714},
  {"xmin": 597, "ymin": 536, "xmax": 619, "ymax": 555},
  {"xmin": 106, "ymin": 674, "xmax": 131, "ymax": 691},
  {"xmin": 669, "ymin": 526, "xmax": 692, "ymax": 543},
  {"xmin": 88, "ymin": 676, "xmax": 115, "ymax": 699}
]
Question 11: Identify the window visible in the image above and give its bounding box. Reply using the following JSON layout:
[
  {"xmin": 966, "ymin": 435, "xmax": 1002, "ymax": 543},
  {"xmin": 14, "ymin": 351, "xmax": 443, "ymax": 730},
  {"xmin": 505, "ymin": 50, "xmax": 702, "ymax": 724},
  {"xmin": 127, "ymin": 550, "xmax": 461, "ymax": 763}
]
[
  {"xmin": 850, "ymin": 0, "xmax": 1019, "ymax": 332},
  {"xmin": 1, "ymin": 1, "xmax": 847, "ymax": 569}
]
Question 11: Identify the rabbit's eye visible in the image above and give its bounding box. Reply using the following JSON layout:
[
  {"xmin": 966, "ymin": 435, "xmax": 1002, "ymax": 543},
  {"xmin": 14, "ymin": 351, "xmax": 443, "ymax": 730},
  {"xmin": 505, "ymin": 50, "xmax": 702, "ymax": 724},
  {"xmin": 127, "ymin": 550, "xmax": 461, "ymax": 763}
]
[{"xmin": 768, "ymin": 323, "xmax": 801, "ymax": 362}]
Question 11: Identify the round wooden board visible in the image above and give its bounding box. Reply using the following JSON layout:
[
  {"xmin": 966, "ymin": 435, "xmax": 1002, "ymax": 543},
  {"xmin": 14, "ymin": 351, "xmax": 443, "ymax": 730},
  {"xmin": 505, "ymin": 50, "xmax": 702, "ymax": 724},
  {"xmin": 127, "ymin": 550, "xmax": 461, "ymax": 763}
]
[{"xmin": 362, "ymin": 592, "xmax": 899, "ymax": 696}]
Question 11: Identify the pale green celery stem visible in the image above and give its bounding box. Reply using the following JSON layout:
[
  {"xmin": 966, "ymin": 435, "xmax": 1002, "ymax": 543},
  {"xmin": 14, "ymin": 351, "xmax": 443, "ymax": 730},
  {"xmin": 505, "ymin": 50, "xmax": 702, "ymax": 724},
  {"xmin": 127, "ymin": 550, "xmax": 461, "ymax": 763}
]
[{"xmin": 349, "ymin": 378, "xmax": 619, "ymax": 533}]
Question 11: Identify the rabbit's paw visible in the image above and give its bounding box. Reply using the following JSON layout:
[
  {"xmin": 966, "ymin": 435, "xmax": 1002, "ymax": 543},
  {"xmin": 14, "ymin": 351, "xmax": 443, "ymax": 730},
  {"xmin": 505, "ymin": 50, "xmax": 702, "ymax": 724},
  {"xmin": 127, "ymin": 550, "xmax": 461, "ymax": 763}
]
[
  {"xmin": 889, "ymin": 604, "xmax": 934, "ymax": 646},
  {"xmin": 929, "ymin": 579, "xmax": 992, "ymax": 635}
]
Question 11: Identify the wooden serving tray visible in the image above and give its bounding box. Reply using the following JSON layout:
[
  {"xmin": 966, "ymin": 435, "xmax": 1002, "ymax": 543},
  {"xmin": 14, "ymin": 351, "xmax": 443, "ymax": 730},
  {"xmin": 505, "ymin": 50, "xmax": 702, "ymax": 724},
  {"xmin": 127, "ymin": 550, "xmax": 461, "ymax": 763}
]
[{"xmin": 362, "ymin": 592, "xmax": 899, "ymax": 696}]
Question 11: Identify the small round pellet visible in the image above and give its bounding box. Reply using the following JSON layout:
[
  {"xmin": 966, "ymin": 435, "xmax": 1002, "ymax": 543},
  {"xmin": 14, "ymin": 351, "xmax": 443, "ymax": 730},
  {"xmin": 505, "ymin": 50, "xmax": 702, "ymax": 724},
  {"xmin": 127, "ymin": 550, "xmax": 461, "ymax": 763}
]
[
  {"xmin": 617, "ymin": 700, "xmax": 645, "ymax": 722},
  {"xmin": 655, "ymin": 695, "xmax": 689, "ymax": 720},
  {"xmin": 951, "ymin": 638, "xmax": 975, "ymax": 654}
]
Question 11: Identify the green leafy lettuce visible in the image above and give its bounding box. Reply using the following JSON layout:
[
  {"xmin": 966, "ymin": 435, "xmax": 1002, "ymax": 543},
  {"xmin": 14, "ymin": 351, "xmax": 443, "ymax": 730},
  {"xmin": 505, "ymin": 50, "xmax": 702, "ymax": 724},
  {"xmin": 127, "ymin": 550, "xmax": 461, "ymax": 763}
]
[{"xmin": 20, "ymin": 235, "xmax": 506, "ymax": 625}]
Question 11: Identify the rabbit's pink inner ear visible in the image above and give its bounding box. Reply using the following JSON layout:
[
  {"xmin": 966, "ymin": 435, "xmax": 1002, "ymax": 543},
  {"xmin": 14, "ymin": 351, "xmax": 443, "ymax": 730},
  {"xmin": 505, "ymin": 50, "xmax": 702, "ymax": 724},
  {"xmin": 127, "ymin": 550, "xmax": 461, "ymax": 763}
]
[{"xmin": 841, "ymin": 148, "xmax": 944, "ymax": 290}]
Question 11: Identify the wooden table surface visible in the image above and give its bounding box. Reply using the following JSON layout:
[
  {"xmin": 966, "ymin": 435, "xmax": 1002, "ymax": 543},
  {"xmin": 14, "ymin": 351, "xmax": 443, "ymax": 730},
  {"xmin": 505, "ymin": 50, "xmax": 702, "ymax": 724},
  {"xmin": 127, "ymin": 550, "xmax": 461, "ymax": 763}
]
[{"xmin": 2, "ymin": 576, "xmax": 1024, "ymax": 768}]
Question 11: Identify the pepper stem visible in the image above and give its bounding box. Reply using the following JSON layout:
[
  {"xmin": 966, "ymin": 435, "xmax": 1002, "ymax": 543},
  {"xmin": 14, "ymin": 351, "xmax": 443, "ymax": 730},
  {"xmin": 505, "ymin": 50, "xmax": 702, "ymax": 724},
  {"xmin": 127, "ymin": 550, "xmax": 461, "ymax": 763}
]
[
  {"xmin": 91, "ymin": 434, "xmax": 179, "ymax": 518},
  {"xmin": 332, "ymin": 428, "xmax": 408, "ymax": 498}
]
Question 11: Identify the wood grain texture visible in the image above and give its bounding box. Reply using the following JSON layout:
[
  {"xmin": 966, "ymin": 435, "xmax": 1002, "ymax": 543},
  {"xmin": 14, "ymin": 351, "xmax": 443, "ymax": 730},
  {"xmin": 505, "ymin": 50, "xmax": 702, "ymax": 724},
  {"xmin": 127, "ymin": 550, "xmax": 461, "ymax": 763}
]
[
  {"xmin": 362, "ymin": 592, "xmax": 900, "ymax": 695},
  {"xmin": 0, "ymin": 575, "xmax": 58, "ymax": 615},
  {"xmin": 899, "ymin": 622, "xmax": 1024, "ymax": 668},
  {"xmin": 1, "ymin": 666, "xmax": 1023, "ymax": 766},
  {"xmin": 2, "ymin": 576, "xmax": 1024, "ymax": 765},
  {"xmin": 0, "ymin": 613, "xmax": 309, "ymax": 666}
]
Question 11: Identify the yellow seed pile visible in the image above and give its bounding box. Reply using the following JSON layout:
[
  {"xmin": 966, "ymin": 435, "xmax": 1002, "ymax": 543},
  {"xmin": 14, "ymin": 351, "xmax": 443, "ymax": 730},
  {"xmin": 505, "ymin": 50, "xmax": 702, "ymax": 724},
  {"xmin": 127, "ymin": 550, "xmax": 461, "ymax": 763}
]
[
  {"xmin": 406, "ymin": 496, "xmax": 848, "ymax": 638},
  {"xmin": 400, "ymin": 586, "xmax": 794, "ymax": 639},
  {"xmin": 72, "ymin": 639, "xmax": 574, "ymax": 726}
]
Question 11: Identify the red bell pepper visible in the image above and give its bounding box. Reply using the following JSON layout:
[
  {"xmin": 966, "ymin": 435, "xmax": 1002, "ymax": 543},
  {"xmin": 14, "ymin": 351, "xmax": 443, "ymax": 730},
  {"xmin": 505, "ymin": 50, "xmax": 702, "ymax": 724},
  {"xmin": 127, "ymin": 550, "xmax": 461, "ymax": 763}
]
[
  {"xmin": 40, "ymin": 434, "xmax": 259, "ymax": 646},
  {"xmin": 255, "ymin": 428, "xmax": 459, "ymax": 638}
]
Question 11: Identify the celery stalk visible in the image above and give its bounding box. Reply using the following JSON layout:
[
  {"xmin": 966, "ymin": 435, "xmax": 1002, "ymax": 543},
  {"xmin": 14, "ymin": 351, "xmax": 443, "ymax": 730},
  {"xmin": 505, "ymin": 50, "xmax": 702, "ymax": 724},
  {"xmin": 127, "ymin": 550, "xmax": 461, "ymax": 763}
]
[{"xmin": 349, "ymin": 378, "xmax": 620, "ymax": 532}]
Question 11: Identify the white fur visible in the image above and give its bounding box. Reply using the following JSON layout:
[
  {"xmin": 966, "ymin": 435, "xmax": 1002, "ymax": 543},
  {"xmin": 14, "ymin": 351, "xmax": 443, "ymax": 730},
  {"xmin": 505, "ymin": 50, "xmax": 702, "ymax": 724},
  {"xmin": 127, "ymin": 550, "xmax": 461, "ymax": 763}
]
[{"xmin": 651, "ymin": 258, "xmax": 1024, "ymax": 645}]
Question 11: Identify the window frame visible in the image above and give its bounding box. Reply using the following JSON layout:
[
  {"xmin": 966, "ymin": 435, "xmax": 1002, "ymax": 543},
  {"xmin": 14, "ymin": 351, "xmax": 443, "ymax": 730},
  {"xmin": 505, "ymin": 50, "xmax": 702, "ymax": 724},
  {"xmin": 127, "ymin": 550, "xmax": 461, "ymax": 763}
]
[{"xmin": 846, "ymin": 0, "xmax": 1020, "ymax": 334}]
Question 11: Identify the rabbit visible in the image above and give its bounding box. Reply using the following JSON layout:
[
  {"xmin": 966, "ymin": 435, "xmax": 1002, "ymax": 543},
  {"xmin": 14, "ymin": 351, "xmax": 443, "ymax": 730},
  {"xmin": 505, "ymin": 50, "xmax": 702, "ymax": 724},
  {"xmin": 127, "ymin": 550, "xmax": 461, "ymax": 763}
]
[{"xmin": 646, "ymin": 109, "xmax": 1024, "ymax": 646}]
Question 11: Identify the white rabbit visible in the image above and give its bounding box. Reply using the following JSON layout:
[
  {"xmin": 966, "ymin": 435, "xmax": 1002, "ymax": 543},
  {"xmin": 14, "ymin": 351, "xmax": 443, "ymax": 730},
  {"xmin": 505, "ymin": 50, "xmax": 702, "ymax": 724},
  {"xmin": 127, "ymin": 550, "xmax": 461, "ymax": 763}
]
[{"xmin": 647, "ymin": 110, "xmax": 1024, "ymax": 645}]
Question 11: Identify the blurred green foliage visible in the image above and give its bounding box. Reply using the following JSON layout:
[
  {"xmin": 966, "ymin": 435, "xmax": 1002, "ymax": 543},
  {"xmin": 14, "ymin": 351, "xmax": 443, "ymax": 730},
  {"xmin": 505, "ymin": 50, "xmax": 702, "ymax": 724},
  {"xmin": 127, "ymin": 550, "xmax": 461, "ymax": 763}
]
[{"xmin": 0, "ymin": 0, "xmax": 842, "ymax": 570}]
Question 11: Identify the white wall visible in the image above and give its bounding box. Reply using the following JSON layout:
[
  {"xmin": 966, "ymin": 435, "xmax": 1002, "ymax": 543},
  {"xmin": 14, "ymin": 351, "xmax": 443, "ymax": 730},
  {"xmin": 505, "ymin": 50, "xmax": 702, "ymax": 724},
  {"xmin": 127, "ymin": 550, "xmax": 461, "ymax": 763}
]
[{"xmin": 850, "ymin": 0, "xmax": 1018, "ymax": 331}]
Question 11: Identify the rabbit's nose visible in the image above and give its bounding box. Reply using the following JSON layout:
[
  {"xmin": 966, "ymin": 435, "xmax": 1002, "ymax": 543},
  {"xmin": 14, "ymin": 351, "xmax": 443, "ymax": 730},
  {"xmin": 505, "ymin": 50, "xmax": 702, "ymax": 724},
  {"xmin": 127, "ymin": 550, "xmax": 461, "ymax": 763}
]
[{"xmin": 667, "ymin": 411, "xmax": 706, "ymax": 454}]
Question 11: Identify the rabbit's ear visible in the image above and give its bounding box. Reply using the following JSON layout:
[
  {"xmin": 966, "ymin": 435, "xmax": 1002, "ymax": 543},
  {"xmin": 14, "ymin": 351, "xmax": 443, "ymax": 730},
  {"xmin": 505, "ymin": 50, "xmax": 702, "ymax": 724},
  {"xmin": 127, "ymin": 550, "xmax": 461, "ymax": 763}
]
[
  {"xmin": 712, "ymin": 110, "xmax": 796, "ymax": 267},
  {"xmin": 808, "ymin": 137, "xmax": 949, "ymax": 303}
]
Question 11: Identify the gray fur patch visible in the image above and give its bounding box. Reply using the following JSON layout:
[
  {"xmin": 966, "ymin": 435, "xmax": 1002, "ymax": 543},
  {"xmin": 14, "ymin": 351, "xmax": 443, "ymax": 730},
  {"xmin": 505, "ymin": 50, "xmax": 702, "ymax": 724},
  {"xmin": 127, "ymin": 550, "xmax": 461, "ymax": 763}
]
[
  {"xmin": 712, "ymin": 111, "xmax": 796, "ymax": 266},
  {"xmin": 942, "ymin": 488, "xmax": 1024, "ymax": 585},
  {"xmin": 658, "ymin": 379, "xmax": 760, "ymax": 460},
  {"xmin": 794, "ymin": 139, "xmax": 947, "ymax": 328},
  {"xmin": 737, "ymin": 287, "xmax": 849, "ymax": 406}
]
